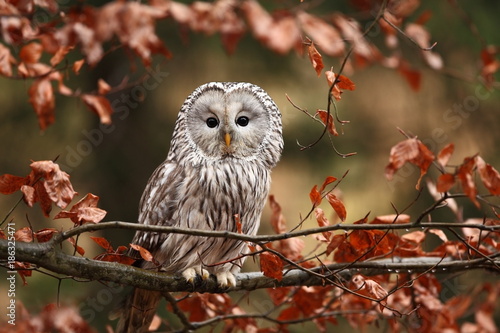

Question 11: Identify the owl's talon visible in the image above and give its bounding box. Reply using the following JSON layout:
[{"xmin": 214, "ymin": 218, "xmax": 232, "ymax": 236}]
[
  {"xmin": 182, "ymin": 266, "xmax": 210, "ymax": 284},
  {"xmin": 216, "ymin": 271, "xmax": 237, "ymax": 288}
]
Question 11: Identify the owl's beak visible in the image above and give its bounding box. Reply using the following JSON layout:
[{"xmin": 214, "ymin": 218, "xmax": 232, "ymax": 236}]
[{"xmin": 224, "ymin": 133, "xmax": 231, "ymax": 147}]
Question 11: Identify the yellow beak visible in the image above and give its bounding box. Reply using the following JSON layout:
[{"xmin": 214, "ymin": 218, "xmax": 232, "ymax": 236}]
[{"xmin": 224, "ymin": 133, "xmax": 231, "ymax": 147}]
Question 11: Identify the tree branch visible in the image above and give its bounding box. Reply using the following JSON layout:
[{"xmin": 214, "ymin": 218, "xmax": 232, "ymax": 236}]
[{"xmin": 1, "ymin": 239, "xmax": 498, "ymax": 294}]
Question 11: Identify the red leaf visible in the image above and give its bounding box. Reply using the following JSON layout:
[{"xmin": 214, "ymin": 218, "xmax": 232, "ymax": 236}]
[
  {"xmin": 34, "ymin": 228, "xmax": 58, "ymax": 242},
  {"xmin": 260, "ymin": 251, "xmax": 283, "ymax": 281},
  {"xmin": 308, "ymin": 42, "xmax": 324, "ymax": 76},
  {"xmin": 82, "ymin": 94, "xmax": 113, "ymax": 125},
  {"xmin": 398, "ymin": 60, "xmax": 421, "ymax": 91},
  {"xmin": 297, "ymin": 11, "xmax": 345, "ymax": 56},
  {"xmin": 437, "ymin": 143, "xmax": 454, "ymax": 168},
  {"xmin": 314, "ymin": 207, "xmax": 331, "ymax": 241},
  {"xmin": 436, "ymin": 173, "xmax": 455, "ymax": 193},
  {"xmin": 130, "ymin": 243, "xmax": 155, "ymax": 262},
  {"xmin": 72, "ymin": 59, "xmax": 85, "ymax": 74},
  {"xmin": 269, "ymin": 195, "xmax": 287, "ymax": 234},
  {"xmin": 309, "ymin": 185, "xmax": 322, "ymax": 206},
  {"xmin": 20, "ymin": 42, "xmax": 43, "ymax": 64},
  {"xmin": 385, "ymin": 138, "xmax": 435, "ymax": 189},
  {"xmin": 481, "ymin": 46, "xmax": 500, "ymax": 88},
  {"xmin": 326, "ymin": 193, "xmax": 346, "ymax": 221},
  {"xmin": 15, "ymin": 227, "xmax": 33, "ymax": 242},
  {"xmin": 0, "ymin": 174, "xmax": 27, "ymax": 194},
  {"xmin": 68, "ymin": 237, "xmax": 85, "ymax": 255},
  {"xmin": 29, "ymin": 79, "xmax": 55, "ymax": 130},
  {"xmin": 21, "ymin": 185, "xmax": 35, "ymax": 207},
  {"xmin": 30, "ymin": 160, "xmax": 77, "ymax": 209},
  {"xmin": 0, "ymin": 44, "xmax": 15, "ymax": 77},
  {"xmin": 50, "ymin": 46, "xmax": 73, "ymax": 66},
  {"xmin": 278, "ymin": 238, "xmax": 304, "ymax": 261},
  {"xmin": 457, "ymin": 156, "xmax": 479, "ymax": 207},
  {"xmin": 325, "ymin": 71, "xmax": 355, "ymax": 101},
  {"xmin": 90, "ymin": 236, "xmax": 112, "ymax": 252},
  {"xmin": 316, "ymin": 110, "xmax": 338, "ymax": 136},
  {"xmin": 234, "ymin": 214, "xmax": 242, "ymax": 233},
  {"xmin": 476, "ymin": 156, "xmax": 500, "ymax": 195},
  {"xmin": 326, "ymin": 234, "xmax": 345, "ymax": 256},
  {"xmin": 55, "ymin": 193, "xmax": 106, "ymax": 224}
]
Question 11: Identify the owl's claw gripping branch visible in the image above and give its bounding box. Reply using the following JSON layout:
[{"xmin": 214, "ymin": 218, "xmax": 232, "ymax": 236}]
[
  {"xmin": 182, "ymin": 266, "xmax": 210, "ymax": 284},
  {"xmin": 216, "ymin": 271, "xmax": 237, "ymax": 287}
]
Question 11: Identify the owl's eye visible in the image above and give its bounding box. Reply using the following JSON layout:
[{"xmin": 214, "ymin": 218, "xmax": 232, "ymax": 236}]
[
  {"xmin": 236, "ymin": 116, "xmax": 249, "ymax": 127},
  {"xmin": 206, "ymin": 117, "xmax": 219, "ymax": 128}
]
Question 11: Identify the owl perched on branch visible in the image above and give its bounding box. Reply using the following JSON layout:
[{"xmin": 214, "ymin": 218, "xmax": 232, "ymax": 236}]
[{"xmin": 116, "ymin": 82, "xmax": 283, "ymax": 332}]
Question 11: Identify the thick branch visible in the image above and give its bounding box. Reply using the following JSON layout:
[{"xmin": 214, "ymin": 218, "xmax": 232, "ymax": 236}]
[{"xmin": 1, "ymin": 239, "xmax": 498, "ymax": 294}]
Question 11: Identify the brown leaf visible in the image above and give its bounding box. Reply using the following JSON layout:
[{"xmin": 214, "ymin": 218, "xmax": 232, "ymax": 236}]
[
  {"xmin": 385, "ymin": 138, "xmax": 435, "ymax": 189},
  {"xmin": 21, "ymin": 185, "xmax": 35, "ymax": 207},
  {"xmin": 72, "ymin": 59, "xmax": 85, "ymax": 74},
  {"xmin": 19, "ymin": 42, "xmax": 43, "ymax": 64},
  {"xmin": 0, "ymin": 44, "xmax": 15, "ymax": 77},
  {"xmin": 15, "ymin": 227, "xmax": 33, "ymax": 242},
  {"xmin": 234, "ymin": 214, "xmax": 242, "ymax": 233},
  {"xmin": 437, "ymin": 143, "xmax": 454, "ymax": 168},
  {"xmin": 326, "ymin": 234, "xmax": 345, "ymax": 256},
  {"xmin": 398, "ymin": 60, "xmax": 421, "ymax": 91},
  {"xmin": 55, "ymin": 193, "xmax": 106, "ymax": 224},
  {"xmin": 260, "ymin": 251, "xmax": 283, "ymax": 281},
  {"xmin": 456, "ymin": 156, "xmax": 479, "ymax": 207},
  {"xmin": 481, "ymin": 46, "xmax": 500, "ymax": 88},
  {"xmin": 82, "ymin": 94, "xmax": 113, "ymax": 125},
  {"xmin": 68, "ymin": 237, "xmax": 85, "ymax": 256},
  {"xmin": 278, "ymin": 238, "xmax": 304, "ymax": 262},
  {"xmin": 130, "ymin": 243, "xmax": 154, "ymax": 262},
  {"xmin": 98, "ymin": 78, "xmax": 111, "ymax": 95},
  {"xmin": 326, "ymin": 193, "xmax": 347, "ymax": 221},
  {"xmin": 0, "ymin": 174, "xmax": 27, "ymax": 194},
  {"xmin": 29, "ymin": 79, "xmax": 55, "ymax": 130},
  {"xmin": 429, "ymin": 229, "xmax": 448, "ymax": 242},
  {"xmin": 436, "ymin": 173, "xmax": 455, "ymax": 193},
  {"xmin": 50, "ymin": 46, "xmax": 73, "ymax": 66},
  {"xmin": 269, "ymin": 195, "xmax": 286, "ymax": 234},
  {"xmin": 90, "ymin": 236, "xmax": 112, "ymax": 252},
  {"xmin": 476, "ymin": 156, "xmax": 500, "ymax": 195},
  {"xmin": 316, "ymin": 109, "xmax": 338, "ymax": 136},
  {"xmin": 314, "ymin": 208, "xmax": 331, "ymax": 241},
  {"xmin": 325, "ymin": 71, "xmax": 356, "ymax": 101},
  {"xmin": 34, "ymin": 228, "xmax": 58, "ymax": 242},
  {"xmin": 309, "ymin": 184, "xmax": 322, "ymax": 206},
  {"xmin": 297, "ymin": 11, "xmax": 344, "ymax": 56},
  {"xmin": 30, "ymin": 160, "xmax": 77, "ymax": 209},
  {"xmin": 308, "ymin": 42, "xmax": 324, "ymax": 76}
]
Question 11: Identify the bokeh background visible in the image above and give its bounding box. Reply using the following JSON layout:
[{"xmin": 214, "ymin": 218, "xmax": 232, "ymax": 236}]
[{"xmin": 1, "ymin": 1, "xmax": 499, "ymax": 331}]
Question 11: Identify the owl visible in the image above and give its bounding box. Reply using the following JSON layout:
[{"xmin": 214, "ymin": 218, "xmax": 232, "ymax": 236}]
[{"xmin": 116, "ymin": 82, "xmax": 283, "ymax": 332}]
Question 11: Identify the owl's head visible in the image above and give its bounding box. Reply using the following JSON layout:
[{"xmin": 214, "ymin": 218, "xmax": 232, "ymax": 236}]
[{"xmin": 170, "ymin": 82, "xmax": 283, "ymax": 168}]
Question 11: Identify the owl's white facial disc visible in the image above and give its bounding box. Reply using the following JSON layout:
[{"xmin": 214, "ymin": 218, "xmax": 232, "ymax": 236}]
[{"xmin": 186, "ymin": 87, "xmax": 271, "ymax": 160}]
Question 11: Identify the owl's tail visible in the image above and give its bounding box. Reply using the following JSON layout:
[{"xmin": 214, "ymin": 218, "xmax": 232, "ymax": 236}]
[{"xmin": 113, "ymin": 288, "xmax": 161, "ymax": 333}]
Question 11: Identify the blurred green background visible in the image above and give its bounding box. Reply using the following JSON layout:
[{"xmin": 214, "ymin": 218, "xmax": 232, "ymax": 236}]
[{"xmin": 1, "ymin": 0, "xmax": 499, "ymax": 331}]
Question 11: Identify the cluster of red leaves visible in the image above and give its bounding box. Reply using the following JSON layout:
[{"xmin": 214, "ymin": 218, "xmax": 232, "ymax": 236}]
[
  {"xmin": 0, "ymin": 302, "xmax": 94, "ymax": 333},
  {"xmin": 90, "ymin": 236, "xmax": 136, "ymax": 266},
  {"xmin": 6, "ymin": 0, "xmax": 498, "ymax": 130},
  {"xmin": 0, "ymin": 160, "xmax": 106, "ymax": 223}
]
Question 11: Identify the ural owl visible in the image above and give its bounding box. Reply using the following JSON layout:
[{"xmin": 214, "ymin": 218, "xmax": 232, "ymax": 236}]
[{"xmin": 116, "ymin": 82, "xmax": 283, "ymax": 332}]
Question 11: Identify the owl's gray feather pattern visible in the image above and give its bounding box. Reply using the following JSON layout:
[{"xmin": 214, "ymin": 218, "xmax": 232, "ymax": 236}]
[{"xmin": 116, "ymin": 82, "xmax": 283, "ymax": 332}]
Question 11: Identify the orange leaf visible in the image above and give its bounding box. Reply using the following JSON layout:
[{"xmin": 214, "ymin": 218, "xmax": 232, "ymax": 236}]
[
  {"xmin": 309, "ymin": 185, "xmax": 322, "ymax": 206},
  {"xmin": 278, "ymin": 238, "xmax": 304, "ymax": 261},
  {"xmin": 398, "ymin": 60, "xmax": 421, "ymax": 91},
  {"xmin": 0, "ymin": 44, "xmax": 15, "ymax": 77},
  {"xmin": 20, "ymin": 185, "xmax": 35, "ymax": 207},
  {"xmin": 260, "ymin": 251, "xmax": 283, "ymax": 281},
  {"xmin": 98, "ymin": 78, "xmax": 111, "ymax": 95},
  {"xmin": 308, "ymin": 42, "xmax": 324, "ymax": 76},
  {"xmin": 436, "ymin": 173, "xmax": 455, "ymax": 193},
  {"xmin": 50, "ymin": 46, "xmax": 73, "ymax": 66},
  {"xmin": 15, "ymin": 227, "xmax": 33, "ymax": 242},
  {"xmin": 314, "ymin": 207, "xmax": 331, "ymax": 241},
  {"xmin": 130, "ymin": 243, "xmax": 155, "ymax": 262},
  {"xmin": 20, "ymin": 42, "xmax": 43, "ymax": 64},
  {"xmin": 326, "ymin": 193, "xmax": 346, "ymax": 221},
  {"xmin": 55, "ymin": 193, "xmax": 106, "ymax": 225},
  {"xmin": 316, "ymin": 109, "xmax": 338, "ymax": 136},
  {"xmin": 234, "ymin": 214, "xmax": 242, "ymax": 234},
  {"xmin": 437, "ymin": 143, "xmax": 454, "ymax": 168},
  {"xmin": 325, "ymin": 71, "xmax": 355, "ymax": 101},
  {"xmin": 370, "ymin": 214, "xmax": 410, "ymax": 224},
  {"xmin": 82, "ymin": 94, "xmax": 113, "ymax": 125},
  {"xmin": 476, "ymin": 156, "xmax": 500, "ymax": 195},
  {"xmin": 72, "ymin": 59, "xmax": 85, "ymax": 74}
]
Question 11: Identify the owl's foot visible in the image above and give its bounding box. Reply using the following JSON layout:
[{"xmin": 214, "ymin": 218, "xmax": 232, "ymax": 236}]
[
  {"xmin": 216, "ymin": 271, "xmax": 236, "ymax": 288},
  {"xmin": 182, "ymin": 266, "xmax": 210, "ymax": 284}
]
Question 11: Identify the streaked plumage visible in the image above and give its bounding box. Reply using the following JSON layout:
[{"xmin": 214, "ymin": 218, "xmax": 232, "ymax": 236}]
[{"xmin": 116, "ymin": 82, "xmax": 283, "ymax": 332}]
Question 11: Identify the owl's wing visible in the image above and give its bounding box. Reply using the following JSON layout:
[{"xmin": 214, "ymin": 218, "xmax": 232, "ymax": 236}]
[{"xmin": 130, "ymin": 160, "xmax": 184, "ymax": 254}]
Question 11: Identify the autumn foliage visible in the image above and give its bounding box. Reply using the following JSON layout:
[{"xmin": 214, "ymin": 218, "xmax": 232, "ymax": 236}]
[{"xmin": 1, "ymin": 0, "xmax": 500, "ymax": 332}]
